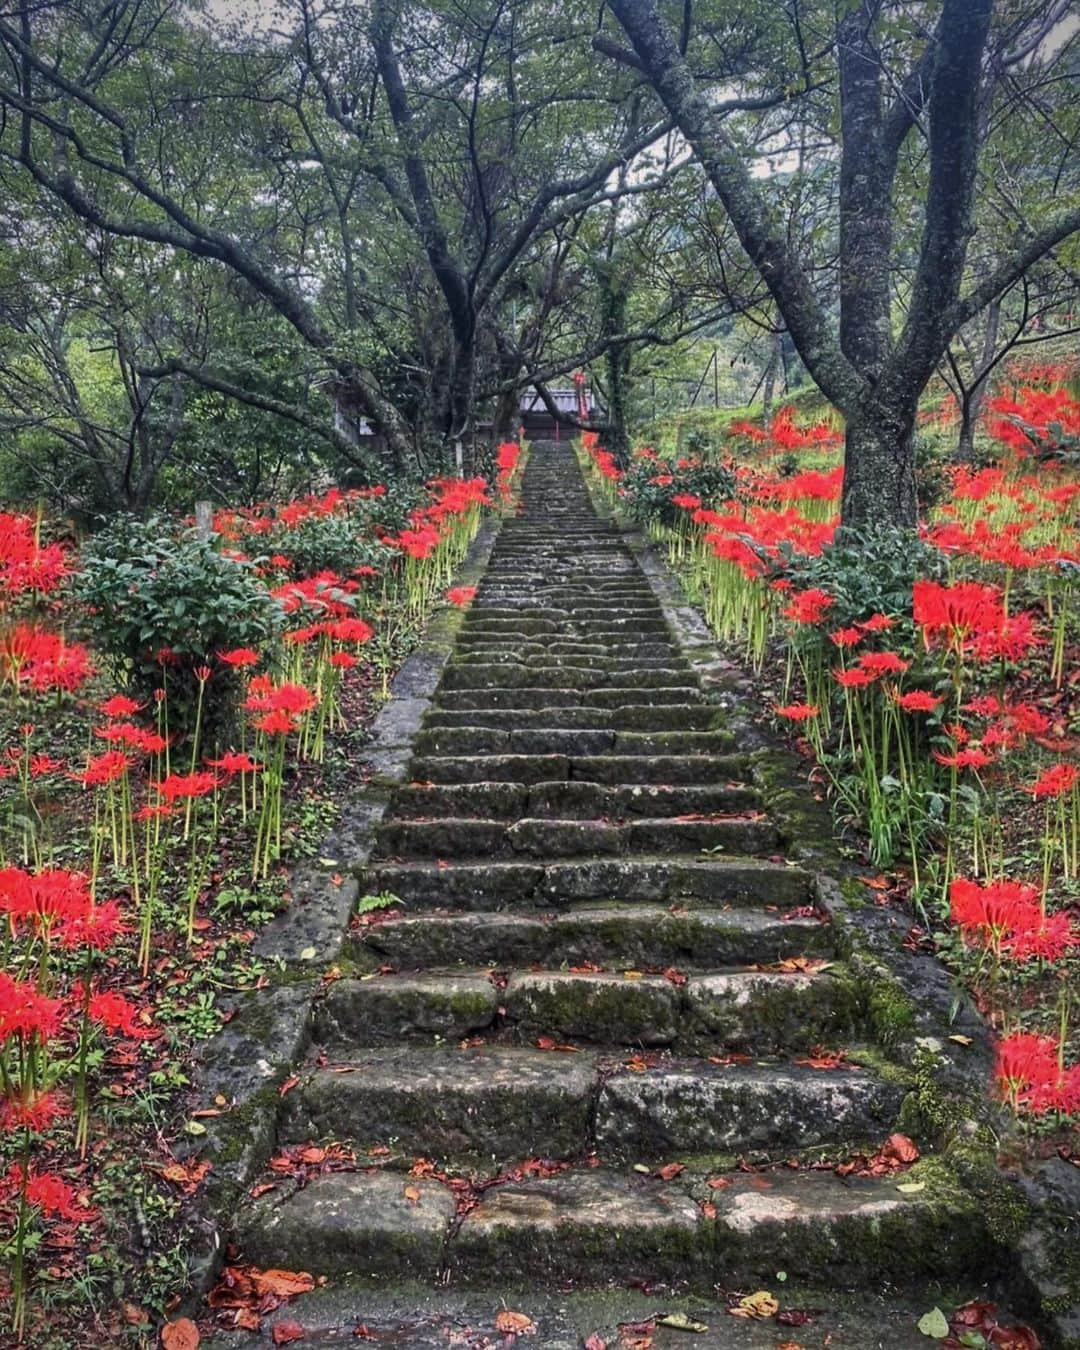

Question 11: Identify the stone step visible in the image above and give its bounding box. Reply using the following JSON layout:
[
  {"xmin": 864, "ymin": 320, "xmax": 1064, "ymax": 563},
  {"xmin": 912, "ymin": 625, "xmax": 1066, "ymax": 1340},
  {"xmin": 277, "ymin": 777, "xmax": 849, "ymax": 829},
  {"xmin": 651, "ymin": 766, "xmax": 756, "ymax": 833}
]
[
  {"xmin": 280, "ymin": 1046, "xmax": 903, "ymax": 1162},
  {"xmin": 360, "ymin": 855, "xmax": 811, "ymax": 909},
  {"xmin": 500, "ymin": 967, "xmax": 859, "ymax": 1052},
  {"xmin": 440, "ymin": 665, "xmax": 690, "ymax": 692},
  {"xmin": 198, "ymin": 1283, "xmax": 1007, "ymax": 1349},
  {"xmin": 422, "ymin": 704, "xmax": 718, "ymax": 733},
  {"xmin": 412, "ymin": 727, "xmax": 736, "ymax": 758},
  {"xmin": 316, "ymin": 966, "xmax": 858, "ymax": 1053},
  {"xmin": 451, "ymin": 653, "xmax": 689, "ymax": 673},
  {"xmin": 432, "ymin": 686, "xmax": 704, "ymax": 710},
  {"xmin": 234, "ymin": 1163, "xmax": 985, "ymax": 1289},
  {"xmin": 462, "ymin": 618, "xmax": 671, "ymax": 636},
  {"xmin": 452, "ymin": 639, "xmax": 680, "ymax": 659},
  {"xmin": 353, "ymin": 904, "xmax": 831, "ymax": 970},
  {"xmin": 372, "ymin": 815, "xmax": 779, "ymax": 862},
  {"xmin": 390, "ymin": 780, "xmax": 761, "ymax": 821}
]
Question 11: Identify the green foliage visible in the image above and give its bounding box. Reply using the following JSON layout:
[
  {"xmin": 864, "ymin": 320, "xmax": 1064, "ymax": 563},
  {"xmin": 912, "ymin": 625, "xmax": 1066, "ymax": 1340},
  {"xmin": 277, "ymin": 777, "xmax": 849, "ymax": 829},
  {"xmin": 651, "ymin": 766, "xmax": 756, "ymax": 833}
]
[
  {"xmin": 782, "ymin": 523, "xmax": 945, "ymax": 633},
  {"xmin": 75, "ymin": 514, "xmax": 281, "ymax": 730},
  {"xmin": 620, "ymin": 455, "xmax": 736, "ymax": 528}
]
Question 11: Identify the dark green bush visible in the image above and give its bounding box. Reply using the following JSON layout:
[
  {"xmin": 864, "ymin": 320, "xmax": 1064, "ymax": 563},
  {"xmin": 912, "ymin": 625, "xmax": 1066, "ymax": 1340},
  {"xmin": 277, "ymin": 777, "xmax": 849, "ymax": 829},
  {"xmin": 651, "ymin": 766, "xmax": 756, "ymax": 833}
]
[
  {"xmin": 621, "ymin": 456, "xmax": 737, "ymax": 528},
  {"xmin": 76, "ymin": 515, "xmax": 282, "ymax": 734},
  {"xmin": 781, "ymin": 523, "xmax": 946, "ymax": 637}
]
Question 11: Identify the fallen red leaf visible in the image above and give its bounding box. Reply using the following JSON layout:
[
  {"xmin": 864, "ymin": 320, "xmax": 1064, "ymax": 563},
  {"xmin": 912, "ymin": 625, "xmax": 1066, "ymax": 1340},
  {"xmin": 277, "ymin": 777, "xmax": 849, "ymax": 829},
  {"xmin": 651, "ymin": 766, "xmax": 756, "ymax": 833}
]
[
  {"xmin": 535, "ymin": 1036, "xmax": 579, "ymax": 1052},
  {"xmin": 655, "ymin": 1162, "xmax": 684, "ymax": 1181},
  {"xmin": 494, "ymin": 1310, "xmax": 536, "ymax": 1335},
  {"xmin": 272, "ymin": 1321, "xmax": 306, "ymax": 1345},
  {"xmin": 161, "ymin": 1319, "xmax": 199, "ymax": 1350}
]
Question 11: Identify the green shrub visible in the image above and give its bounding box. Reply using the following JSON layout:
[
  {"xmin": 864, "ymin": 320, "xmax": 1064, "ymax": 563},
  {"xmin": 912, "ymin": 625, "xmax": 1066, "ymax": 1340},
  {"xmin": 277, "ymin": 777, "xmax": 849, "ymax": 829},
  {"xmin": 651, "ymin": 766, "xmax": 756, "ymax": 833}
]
[
  {"xmin": 781, "ymin": 523, "xmax": 946, "ymax": 637},
  {"xmin": 76, "ymin": 514, "xmax": 282, "ymax": 735},
  {"xmin": 622, "ymin": 456, "xmax": 737, "ymax": 528}
]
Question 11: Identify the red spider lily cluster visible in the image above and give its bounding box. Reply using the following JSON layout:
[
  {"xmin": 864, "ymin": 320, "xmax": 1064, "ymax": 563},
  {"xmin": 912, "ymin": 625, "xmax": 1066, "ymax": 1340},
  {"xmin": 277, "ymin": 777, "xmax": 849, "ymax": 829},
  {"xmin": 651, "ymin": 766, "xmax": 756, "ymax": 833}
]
[
  {"xmin": 0, "ymin": 864, "xmax": 149, "ymax": 1337},
  {"xmin": 0, "ymin": 459, "xmax": 500, "ymax": 1334},
  {"xmin": 496, "ymin": 441, "xmax": 525, "ymax": 503},
  {"xmin": 582, "ymin": 366, "xmax": 1079, "ymax": 1127}
]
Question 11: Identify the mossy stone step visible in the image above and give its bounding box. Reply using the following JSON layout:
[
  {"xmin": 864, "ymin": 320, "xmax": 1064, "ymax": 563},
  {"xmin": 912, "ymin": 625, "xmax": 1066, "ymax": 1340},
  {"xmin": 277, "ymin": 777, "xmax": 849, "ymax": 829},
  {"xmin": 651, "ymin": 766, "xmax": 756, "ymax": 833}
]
[
  {"xmin": 502, "ymin": 968, "xmax": 858, "ymax": 1052},
  {"xmin": 413, "ymin": 727, "xmax": 735, "ymax": 758},
  {"xmin": 360, "ymin": 855, "xmax": 811, "ymax": 910},
  {"xmin": 390, "ymin": 780, "xmax": 760, "ymax": 821},
  {"xmin": 452, "ymin": 640, "xmax": 681, "ymax": 660},
  {"xmin": 316, "ymin": 974, "xmax": 497, "ymax": 1045},
  {"xmin": 440, "ymin": 665, "xmax": 689, "ymax": 692},
  {"xmin": 451, "ymin": 653, "xmax": 688, "ymax": 674},
  {"xmin": 278, "ymin": 1050, "xmax": 901, "ymax": 1165},
  {"xmin": 432, "ymin": 687, "xmax": 703, "ymax": 710},
  {"xmin": 422, "ymin": 704, "xmax": 718, "ymax": 733},
  {"xmin": 372, "ymin": 815, "xmax": 779, "ymax": 862},
  {"xmin": 596, "ymin": 1062, "xmax": 906, "ymax": 1157},
  {"xmin": 237, "ymin": 1164, "xmax": 986, "ymax": 1291},
  {"xmin": 353, "ymin": 904, "xmax": 833, "ymax": 971},
  {"xmin": 280, "ymin": 1045, "xmax": 597, "ymax": 1160}
]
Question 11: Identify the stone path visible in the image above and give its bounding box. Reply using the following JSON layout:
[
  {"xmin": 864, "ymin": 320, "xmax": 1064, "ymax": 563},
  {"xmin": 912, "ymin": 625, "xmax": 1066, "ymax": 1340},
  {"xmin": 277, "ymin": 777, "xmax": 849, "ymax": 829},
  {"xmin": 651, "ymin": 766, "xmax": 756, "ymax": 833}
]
[{"xmin": 228, "ymin": 443, "xmax": 998, "ymax": 1346}]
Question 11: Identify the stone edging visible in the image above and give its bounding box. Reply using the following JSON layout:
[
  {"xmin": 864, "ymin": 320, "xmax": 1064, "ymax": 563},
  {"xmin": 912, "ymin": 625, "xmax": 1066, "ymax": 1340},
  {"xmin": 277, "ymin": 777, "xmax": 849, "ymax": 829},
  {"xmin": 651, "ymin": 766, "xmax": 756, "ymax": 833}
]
[{"xmin": 178, "ymin": 506, "xmax": 506, "ymax": 1306}]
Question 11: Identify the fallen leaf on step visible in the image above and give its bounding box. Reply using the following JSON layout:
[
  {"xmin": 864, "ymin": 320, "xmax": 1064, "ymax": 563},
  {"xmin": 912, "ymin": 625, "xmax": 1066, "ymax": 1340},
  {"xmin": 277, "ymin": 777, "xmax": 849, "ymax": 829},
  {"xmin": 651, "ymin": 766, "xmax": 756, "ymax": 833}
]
[
  {"xmin": 727, "ymin": 1291, "xmax": 778, "ymax": 1320},
  {"xmin": 662, "ymin": 967, "xmax": 687, "ymax": 987},
  {"xmin": 494, "ymin": 1310, "xmax": 536, "ymax": 1335},
  {"xmin": 706, "ymin": 1176, "xmax": 731, "ymax": 1190},
  {"xmin": 536, "ymin": 1036, "xmax": 579, "ymax": 1052},
  {"xmin": 161, "ymin": 1319, "xmax": 199, "ymax": 1350},
  {"xmin": 948, "ymin": 1034, "xmax": 974, "ymax": 1046},
  {"xmin": 583, "ymin": 1336, "xmax": 607, "ymax": 1350},
  {"xmin": 403, "ymin": 1185, "xmax": 421, "ymax": 1204},
  {"xmin": 279, "ymin": 1076, "xmax": 300, "ymax": 1098},
  {"xmin": 655, "ymin": 1312, "xmax": 708, "ymax": 1332},
  {"xmin": 271, "ymin": 1321, "xmax": 306, "ymax": 1345},
  {"xmin": 655, "ymin": 1162, "xmax": 685, "ymax": 1181}
]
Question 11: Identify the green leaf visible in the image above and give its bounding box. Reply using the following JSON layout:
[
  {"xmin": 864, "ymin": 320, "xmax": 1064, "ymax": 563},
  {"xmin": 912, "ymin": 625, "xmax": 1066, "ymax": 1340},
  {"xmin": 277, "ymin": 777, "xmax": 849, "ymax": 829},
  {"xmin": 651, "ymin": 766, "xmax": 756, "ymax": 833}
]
[{"xmin": 917, "ymin": 1308, "xmax": 950, "ymax": 1339}]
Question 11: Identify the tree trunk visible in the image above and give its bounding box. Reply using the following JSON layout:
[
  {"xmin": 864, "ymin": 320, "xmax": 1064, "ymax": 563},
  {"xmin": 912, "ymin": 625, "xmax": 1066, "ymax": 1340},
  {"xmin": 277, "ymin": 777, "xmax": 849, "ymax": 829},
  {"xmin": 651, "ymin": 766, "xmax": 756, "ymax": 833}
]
[
  {"xmin": 841, "ymin": 406, "xmax": 918, "ymax": 528},
  {"xmin": 762, "ymin": 334, "xmax": 780, "ymax": 430}
]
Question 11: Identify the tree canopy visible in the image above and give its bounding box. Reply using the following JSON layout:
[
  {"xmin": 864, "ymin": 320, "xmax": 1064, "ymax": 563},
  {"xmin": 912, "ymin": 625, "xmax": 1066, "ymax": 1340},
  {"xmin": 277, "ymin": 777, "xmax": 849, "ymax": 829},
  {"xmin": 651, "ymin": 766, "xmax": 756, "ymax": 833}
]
[{"xmin": 0, "ymin": 0, "xmax": 1077, "ymax": 519}]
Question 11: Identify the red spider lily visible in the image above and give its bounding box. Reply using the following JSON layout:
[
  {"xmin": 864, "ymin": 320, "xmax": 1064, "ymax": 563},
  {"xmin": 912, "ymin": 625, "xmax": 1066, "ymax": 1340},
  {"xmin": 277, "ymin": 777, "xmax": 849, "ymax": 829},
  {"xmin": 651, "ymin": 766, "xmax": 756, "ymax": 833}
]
[
  {"xmin": 0, "ymin": 1088, "xmax": 68, "ymax": 1133},
  {"xmin": 155, "ymin": 771, "xmax": 219, "ymax": 802},
  {"xmin": 783, "ymin": 588, "xmax": 834, "ymax": 624},
  {"xmin": 858, "ymin": 651, "xmax": 910, "ymax": 676},
  {"xmin": 1030, "ymin": 763, "xmax": 1079, "ymax": 799},
  {"xmin": 206, "ymin": 752, "xmax": 262, "ymax": 776},
  {"xmin": 833, "ymin": 667, "xmax": 878, "ymax": 689},
  {"xmin": 774, "ymin": 703, "xmax": 819, "ymax": 721},
  {"xmin": 1, "ymin": 625, "xmax": 94, "ymax": 694},
  {"xmin": 28, "ymin": 753, "xmax": 63, "ymax": 777},
  {"xmin": 445, "ymin": 586, "xmax": 478, "ymax": 607},
  {"xmin": 74, "ymin": 750, "xmax": 130, "ymax": 787},
  {"xmin": 99, "ymin": 695, "xmax": 142, "ymax": 719},
  {"xmin": 893, "ymin": 690, "xmax": 944, "ymax": 713},
  {"xmin": 0, "ymin": 974, "xmax": 64, "ymax": 1043},
  {"xmin": 949, "ymin": 878, "xmax": 1041, "ymax": 951},
  {"xmin": 932, "ymin": 747, "xmax": 995, "ymax": 770},
  {"xmin": 1001, "ymin": 912, "xmax": 1076, "ymax": 963},
  {"xmin": 671, "ymin": 493, "xmax": 701, "ymax": 510},
  {"xmin": 53, "ymin": 899, "xmax": 124, "ymax": 952},
  {"xmin": 0, "ymin": 514, "xmax": 70, "ymax": 596},
  {"xmin": 859, "ymin": 614, "xmax": 895, "ymax": 633},
  {"xmin": 328, "ymin": 651, "xmax": 357, "ymax": 668},
  {"xmin": 85, "ymin": 989, "xmax": 150, "ymax": 1038},
  {"xmin": 0, "ymin": 865, "xmax": 93, "ymax": 931},
  {"xmin": 2, "ymin": 1166, "xmax": 97, "ymax": 1222},
  {"xmin": 219, "ymin": 647, "xmax": 261, "ymax": 668},
  {"xmin": 994, "ymin": 1031, "xmax": 1080, "ymax": 1115},
  {"xmin": 829, "ymin": 627, "xmax": 863, "ymax": 648},
  {"xmin": 328, "ymin": 617, "xmax": 374, "ymax": 644},
  {"xmin": 255, "ymin": 709, "xmax": 299, "ymax": 736},
  {"xmin": 912, "ymin": 580, "xmax": 1002, "ymax": 650}
]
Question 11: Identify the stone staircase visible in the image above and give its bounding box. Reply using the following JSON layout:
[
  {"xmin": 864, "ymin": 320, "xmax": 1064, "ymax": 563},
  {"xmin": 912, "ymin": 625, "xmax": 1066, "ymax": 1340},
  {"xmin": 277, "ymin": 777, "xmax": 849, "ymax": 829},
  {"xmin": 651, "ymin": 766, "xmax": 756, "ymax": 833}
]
[{"xmin": 226, "ymin": 443, "xmax": 996, "ymax": 1342}]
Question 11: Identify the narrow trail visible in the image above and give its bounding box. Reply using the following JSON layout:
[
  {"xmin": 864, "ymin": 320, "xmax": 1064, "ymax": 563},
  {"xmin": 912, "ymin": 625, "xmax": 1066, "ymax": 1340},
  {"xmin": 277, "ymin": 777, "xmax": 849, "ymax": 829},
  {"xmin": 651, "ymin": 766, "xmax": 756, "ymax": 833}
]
[{"xmin": 228, "ymin": 443, "xmax": 991, "ymax": 1347}]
